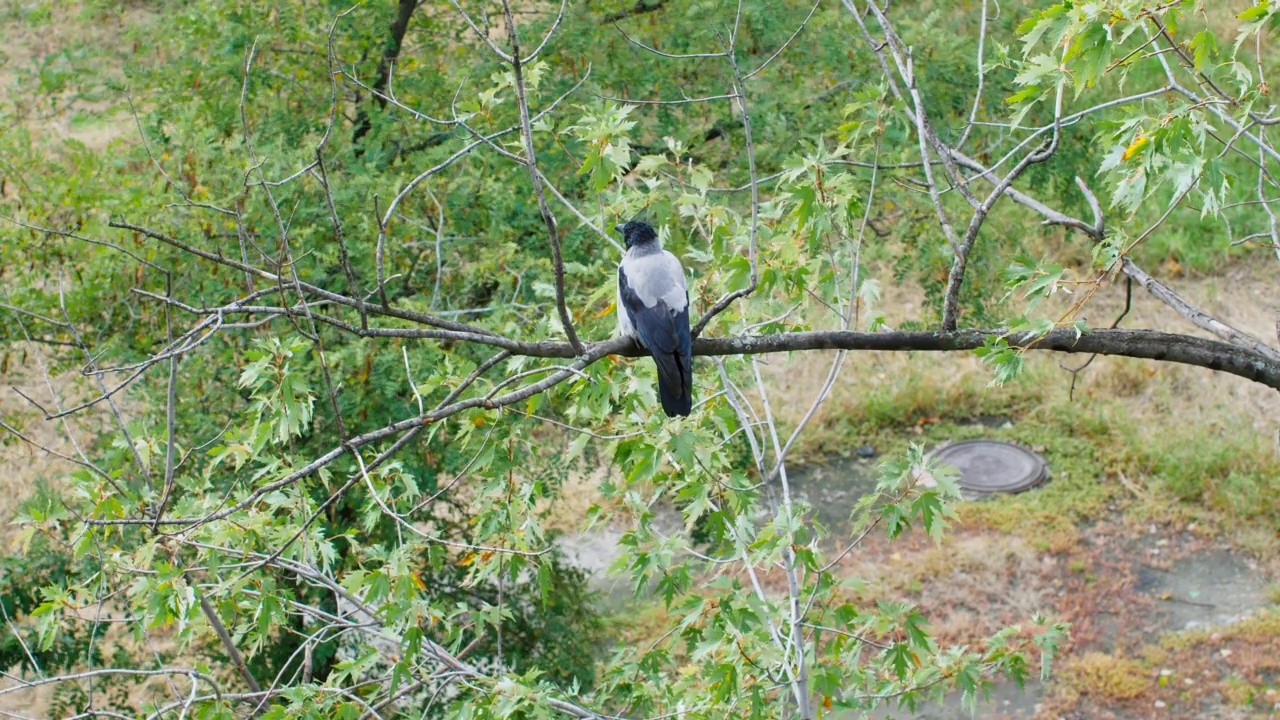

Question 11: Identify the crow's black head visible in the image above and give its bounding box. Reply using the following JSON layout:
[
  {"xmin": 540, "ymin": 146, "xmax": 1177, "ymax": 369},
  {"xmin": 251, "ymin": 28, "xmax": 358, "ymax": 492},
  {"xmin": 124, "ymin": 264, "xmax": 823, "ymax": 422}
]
[{"xmin": 614, "ymin": 220, "xmax": 659, "ymax": 250}]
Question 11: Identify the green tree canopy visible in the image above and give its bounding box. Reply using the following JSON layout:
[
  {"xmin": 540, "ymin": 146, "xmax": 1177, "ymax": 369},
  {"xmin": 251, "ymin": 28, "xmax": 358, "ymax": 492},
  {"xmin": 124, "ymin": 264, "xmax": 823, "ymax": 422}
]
[{"xmin": 2, "ymin": 0, "xmax": 1278, "ymax": 718}]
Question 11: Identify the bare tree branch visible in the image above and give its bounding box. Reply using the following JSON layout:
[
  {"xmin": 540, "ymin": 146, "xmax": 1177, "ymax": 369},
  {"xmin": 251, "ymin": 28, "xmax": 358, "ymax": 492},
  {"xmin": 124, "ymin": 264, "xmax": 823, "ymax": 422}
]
[
  {"xmin": 498, "ymin": 0, "xmax": 584, "ymax": 355},
  {"xmin": 941, "ymin": 81, "xmax": 1063, "ymax": 331}
]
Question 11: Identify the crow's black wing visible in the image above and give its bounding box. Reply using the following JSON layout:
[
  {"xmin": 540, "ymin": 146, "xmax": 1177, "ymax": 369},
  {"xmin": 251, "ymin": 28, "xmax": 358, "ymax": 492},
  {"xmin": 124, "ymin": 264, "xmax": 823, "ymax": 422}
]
[
  {"xmin": 660, "ymin": 302, "xmax": 692, "ymax": 417},
  {"xmin": 619, "ymin": 267, "xmax": 692, "ymax": 417}
]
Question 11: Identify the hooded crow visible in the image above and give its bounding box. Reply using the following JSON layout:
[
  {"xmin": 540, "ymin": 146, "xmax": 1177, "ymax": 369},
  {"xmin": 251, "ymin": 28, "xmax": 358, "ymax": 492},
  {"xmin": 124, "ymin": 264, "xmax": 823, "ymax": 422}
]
[{"xmin": 615, "ymin": 220, "xmax": 693, "ymax": 417}]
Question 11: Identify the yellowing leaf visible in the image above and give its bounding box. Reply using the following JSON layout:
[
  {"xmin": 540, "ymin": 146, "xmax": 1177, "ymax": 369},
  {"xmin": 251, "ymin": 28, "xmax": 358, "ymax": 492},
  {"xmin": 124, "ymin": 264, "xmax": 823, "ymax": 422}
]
[
  {"xmin": 1122, "ymin": 133, "xmax": 1149, "ymax": 161},
  {"xmin": 596, "ymin": 301, "xmax": 616, "ymax": 318}
]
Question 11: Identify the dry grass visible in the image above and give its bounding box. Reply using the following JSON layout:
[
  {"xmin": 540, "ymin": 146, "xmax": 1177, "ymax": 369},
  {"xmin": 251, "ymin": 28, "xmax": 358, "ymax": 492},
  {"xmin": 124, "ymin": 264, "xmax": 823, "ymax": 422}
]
[
  {"xmin": 0, "ymin": 343, "xmax": 138, "ymax": 716},
  {"xmin": 542, "ymin": 462, "xmax": 614, "ymax": 534},
  {"xmin": 829, "ymin": 530, "xmax": 1057, "ymax": 646},
  {"xmin": 760, "ymin": 256, "xmax": 1280, "ymax": 460},
  {"xmin": 0, "ymin": 2, "xmax": 153, "ymax": 151},
  {"xmin": 1042, "ymin": 610, "xmax": 1280, "ymax": 717},
  {"xmin": 0, "ymin": 343, "xmax": 120, "ymax": 537},
  {"xmin": 1058, "ymin": 651, "xmax": 1151, "ymax": 702}
]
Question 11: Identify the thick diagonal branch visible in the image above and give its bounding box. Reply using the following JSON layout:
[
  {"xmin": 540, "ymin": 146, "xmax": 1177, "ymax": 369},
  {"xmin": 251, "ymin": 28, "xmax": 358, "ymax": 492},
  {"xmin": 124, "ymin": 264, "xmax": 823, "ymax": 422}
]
[
  {"xmin": 939, "ymin": 155, "xmax": 1280, "ymax": 363},
  {"xmin": 941, "ymin": 133, "xmax": 1057, "ymax": 330},
  {"xmin": 1119, "ymin": 258, "xmax": 1280, "ymax": 363},
  {"xmin": 197, "ymin": 593, "xmax": 262, "ymax": 695},
  {"xmin": 118, "ymin": 206, "xmax": 1280, "ymax": 394}
]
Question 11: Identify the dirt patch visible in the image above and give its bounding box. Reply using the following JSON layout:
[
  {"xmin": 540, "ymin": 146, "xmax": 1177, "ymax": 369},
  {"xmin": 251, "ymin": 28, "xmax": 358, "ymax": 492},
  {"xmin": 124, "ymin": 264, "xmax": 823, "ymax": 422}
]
[
  {"xmin": 861, "ymin": 512, "xmax": 1274, "ymax": 718},
  {"xmin": 0, "ymin": 343, "xmax": 117, "ymax": 535},
  {"xmin": 0, "ymin": 2, "xmax": 154, "ymax": 150},
  {"xmin": 0, "ymin": 346, "xmax": 128, "ymax": 717},
  {"xmin": 557, "ymin": 434, "xmax": 1278, "ymax": 719},
  {"xmin": 1136, "ymin": 550, "xmax": 1268, "ymax": 633},
  {"xmin": 785, "ymin": 453, "xmax": 882, "ymax": 530},
  {"xmin": 811, "ymin": 508, "xmax": 1273, "ymax": 719}
]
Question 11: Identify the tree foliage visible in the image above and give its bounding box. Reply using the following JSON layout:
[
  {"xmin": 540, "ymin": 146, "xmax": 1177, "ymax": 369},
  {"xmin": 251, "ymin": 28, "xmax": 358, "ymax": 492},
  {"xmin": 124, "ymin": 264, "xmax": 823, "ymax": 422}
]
[{"xmin": 2, "ymin": 0, "xmax": 1278, "ymax": 718}]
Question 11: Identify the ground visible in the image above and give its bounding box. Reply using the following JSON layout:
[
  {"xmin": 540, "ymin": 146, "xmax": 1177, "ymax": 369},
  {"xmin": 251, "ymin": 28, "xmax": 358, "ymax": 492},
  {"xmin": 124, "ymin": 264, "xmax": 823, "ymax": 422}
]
[{"xmin": 578, "ymin": 259, "xmax": 1280, "ymax": 719}]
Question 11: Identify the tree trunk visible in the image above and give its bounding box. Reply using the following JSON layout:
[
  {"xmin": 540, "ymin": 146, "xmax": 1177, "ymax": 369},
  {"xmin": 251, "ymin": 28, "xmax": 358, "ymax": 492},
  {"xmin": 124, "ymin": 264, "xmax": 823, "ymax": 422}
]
[{"xmin": 353, "ymin": 0, "xmax": 418, "ymax": 150}]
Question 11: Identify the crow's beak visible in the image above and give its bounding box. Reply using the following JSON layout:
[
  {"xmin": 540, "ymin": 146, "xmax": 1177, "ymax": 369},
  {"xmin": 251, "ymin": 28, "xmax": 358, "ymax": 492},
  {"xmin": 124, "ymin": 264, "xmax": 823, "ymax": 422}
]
[{"xmin": 613, "ymin": 223, "xmax": 625, "ymax": 234}]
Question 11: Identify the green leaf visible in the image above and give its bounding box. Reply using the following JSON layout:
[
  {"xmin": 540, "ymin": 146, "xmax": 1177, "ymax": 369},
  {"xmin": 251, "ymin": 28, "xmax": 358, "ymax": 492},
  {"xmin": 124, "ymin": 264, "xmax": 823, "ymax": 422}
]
[
  {"xmin": 912, "ymin": 492, "xmax": 946, "ymax": 543},
  {"xmin": 1189, "ymin": 30, "xmax": 1218, "ymax": 72},
  {"xmin": 1034, "ymin": 616, "xmax": 1072, "ymax": 681},
  {"xmin": 1013, "ymin": 55, "xmax": 1059, "ymax": 86},
  {"xmin": 903, "ymin": 610, "xmax": 931, "ymax": 651},
  {"xmin": 973, "ymin": 337, "xmax": 1025, "ymax": 385},
  {"xmin": 1004, "ymin": 85, "xmax": 1042, "ymax": 106},
  {"xmin": 888, "ymin": 641, "xmax": 914, "ymax": 679}
]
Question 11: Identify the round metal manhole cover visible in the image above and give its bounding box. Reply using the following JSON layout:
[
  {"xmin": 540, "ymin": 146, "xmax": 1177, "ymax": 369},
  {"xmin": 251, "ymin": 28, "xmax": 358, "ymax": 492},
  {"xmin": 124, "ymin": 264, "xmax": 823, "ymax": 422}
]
[{"xmin": 927, "ymin": 440, "xmax": 1048, "ymax": 499}]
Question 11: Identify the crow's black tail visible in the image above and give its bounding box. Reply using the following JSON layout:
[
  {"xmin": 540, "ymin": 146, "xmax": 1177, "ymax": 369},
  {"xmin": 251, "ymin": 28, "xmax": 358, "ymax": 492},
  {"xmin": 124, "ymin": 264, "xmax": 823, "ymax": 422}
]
[{"xmin": 654, "ymin": 350, "xmax": 692, "ymax": 417}]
